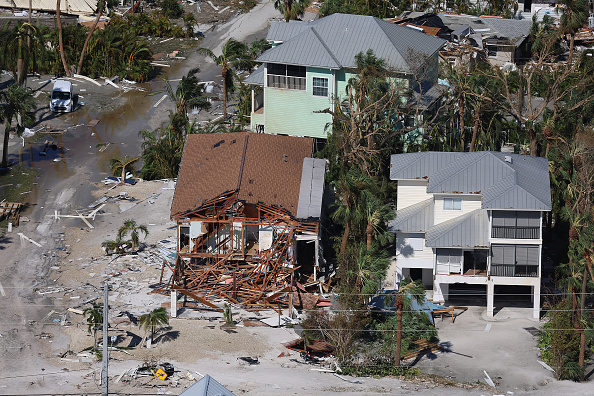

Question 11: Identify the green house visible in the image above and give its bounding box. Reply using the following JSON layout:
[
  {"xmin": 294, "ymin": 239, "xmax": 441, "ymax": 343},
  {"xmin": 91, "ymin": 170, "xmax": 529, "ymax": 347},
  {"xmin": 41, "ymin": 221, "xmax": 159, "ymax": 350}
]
[{"xmin": 244, "ymin": 13, "xmax": 446, "ymax": 140}]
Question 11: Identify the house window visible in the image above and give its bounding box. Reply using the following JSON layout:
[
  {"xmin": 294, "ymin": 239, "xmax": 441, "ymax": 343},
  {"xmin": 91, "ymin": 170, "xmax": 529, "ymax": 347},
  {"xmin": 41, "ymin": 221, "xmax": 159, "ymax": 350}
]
[
  {"xmin": 491, "ymin": 244, "xmax": 539, "ymax": 277},
  {"xmin": 443, "ymin": 198, "xmax": 462, "ymax": 210},
  {"xmin": 436, "ymin": 249, "xmax": 462, "ymax": 275},
  {"xmin": 492, "ymin": 211, "xmax": 540, "ymax": 239},
  {"xmin": 407, "ymin": 236, "xmax": 424, "ymax": 251},
  {"xmin": 267, "ymin": 63, "xmax": 306, "ymax": 90},
  {"xmin": 312, "ymin": 77, "xmax": 328, "ymax": 97}
]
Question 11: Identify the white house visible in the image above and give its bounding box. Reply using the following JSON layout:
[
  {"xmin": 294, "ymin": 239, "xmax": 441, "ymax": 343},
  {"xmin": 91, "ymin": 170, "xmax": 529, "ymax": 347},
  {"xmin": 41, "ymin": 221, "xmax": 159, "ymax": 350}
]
[{"xmin": 388, "ymin": 152, "xmax": 551, "ymax": 319}]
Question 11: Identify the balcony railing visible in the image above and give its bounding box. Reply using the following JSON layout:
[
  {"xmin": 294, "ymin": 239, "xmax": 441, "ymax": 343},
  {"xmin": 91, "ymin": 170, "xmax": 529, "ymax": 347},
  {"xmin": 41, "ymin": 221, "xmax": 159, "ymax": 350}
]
[
  {"xmin": 492, "ymin": 226, "xmax": 540, "ymax": 239},
  {"xmin": 267, "ymin": 75, "xmax": 306, "ymax": 90},
  {"xmin": 490, "ymin": 264, "xmax": 538, "ymax": 277}
]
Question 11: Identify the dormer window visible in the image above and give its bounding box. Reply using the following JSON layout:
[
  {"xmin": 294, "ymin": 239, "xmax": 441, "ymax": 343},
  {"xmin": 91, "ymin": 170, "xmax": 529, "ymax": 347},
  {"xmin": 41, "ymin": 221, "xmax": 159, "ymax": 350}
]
[{"xmin": 443, "ymin": 198, "xmax": 462, "ymax": 210}]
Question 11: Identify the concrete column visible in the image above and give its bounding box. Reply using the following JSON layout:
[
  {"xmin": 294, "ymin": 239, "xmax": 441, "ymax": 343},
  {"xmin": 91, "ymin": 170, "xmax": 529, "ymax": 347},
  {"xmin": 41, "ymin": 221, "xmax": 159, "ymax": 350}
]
[
  {"xmin": 487, "ymin": 281, "xmax": 495, "ymax": 317},
  {"xmin": 533, "ymin": 283, "xmax": 541, "ymax": 319},
  {"xmin": 314, "ymin": 238, "xmax": 319, "ymax": 281},
  {"xmin": 170, "ymin": 290, "xmax": 178, "ymax": 318},
  {"xmin": 433, "ymin": 282, "xmax": 448, "ymax": 302}
]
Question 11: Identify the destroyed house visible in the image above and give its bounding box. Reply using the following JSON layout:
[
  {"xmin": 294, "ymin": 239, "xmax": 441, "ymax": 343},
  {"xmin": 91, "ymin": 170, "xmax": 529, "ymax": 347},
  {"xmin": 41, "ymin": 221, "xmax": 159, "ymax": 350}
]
[
  {"xmin": 398, "ymin": 12, "xmax": 532, "ymax": 66},
  {"xmin": 165, "ymin": 133, "xmax": 327, "ymax": 307}
]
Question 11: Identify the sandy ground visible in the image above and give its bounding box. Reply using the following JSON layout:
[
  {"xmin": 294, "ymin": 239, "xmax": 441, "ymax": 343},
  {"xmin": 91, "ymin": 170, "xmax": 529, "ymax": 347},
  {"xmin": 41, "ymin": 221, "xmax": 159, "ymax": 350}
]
[{"xmin": 2, "ymin": 1, "xmax": 594, "ymax": 395}]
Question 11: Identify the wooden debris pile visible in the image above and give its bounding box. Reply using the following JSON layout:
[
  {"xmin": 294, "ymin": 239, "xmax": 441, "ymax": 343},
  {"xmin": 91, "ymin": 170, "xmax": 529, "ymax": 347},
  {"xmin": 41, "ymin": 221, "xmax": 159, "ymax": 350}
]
[{"xmin": 156, "ymin": 191, "xmax": 320, "ymax": 309}]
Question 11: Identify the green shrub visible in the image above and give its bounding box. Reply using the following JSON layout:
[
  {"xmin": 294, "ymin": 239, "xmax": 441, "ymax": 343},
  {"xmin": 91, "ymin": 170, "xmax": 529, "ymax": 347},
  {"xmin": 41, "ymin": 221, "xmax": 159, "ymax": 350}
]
[{"xmin": 159, "ymin": 0, "xmax": 184, "ymax": 18}]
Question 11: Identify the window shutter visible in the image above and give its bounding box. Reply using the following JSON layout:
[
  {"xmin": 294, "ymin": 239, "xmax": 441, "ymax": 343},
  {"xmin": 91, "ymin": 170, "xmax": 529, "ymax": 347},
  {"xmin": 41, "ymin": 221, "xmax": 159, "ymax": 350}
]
[
  {"xmin": 503, "ymin": 245, "xmax": 515, "ymax": 264},
  {"xmin": 527, "ymin": 246, "xmax": 539, "ymax": 266},
  {"xmin": 503, "ymin": 211, "xmax": 516, "ymax": 227},
  {"xmin": 516, "ymin": 245, "xmax": 528, "ymax": 265},
  {"xmin": 528, "ymin": 212, "xmax": 541, "ymax": 228},
  {"xmin": 492, "ymin": 212, "xmax": 505, "ymax": 227},
  {"xmin": 492, "ymin": 245, "xmax": 504, "ymax": 265},
  {"xmin": 408, "ymin": 237, "xmax": 424, "ymax": 251}
]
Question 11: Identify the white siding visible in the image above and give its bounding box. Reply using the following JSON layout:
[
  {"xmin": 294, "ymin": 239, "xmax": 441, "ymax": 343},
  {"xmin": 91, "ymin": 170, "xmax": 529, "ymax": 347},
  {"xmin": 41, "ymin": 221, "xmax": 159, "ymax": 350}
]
[
  {"xmin": 397, "ymin": 179, "xmax": 431, "ymax": 210},
  {"xmin": 433, "ymin": 195, "xmax": 482, "ymax": 225},
  {"xmin": 396, "ymin": 232, "xmax": 433, "ymax": 262}
]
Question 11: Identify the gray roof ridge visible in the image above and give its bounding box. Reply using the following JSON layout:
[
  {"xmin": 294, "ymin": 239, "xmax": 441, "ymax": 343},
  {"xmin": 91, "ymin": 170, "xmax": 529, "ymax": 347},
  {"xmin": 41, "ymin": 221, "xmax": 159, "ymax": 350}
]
[
  {"xmin": 427, "ymin": 151, "xmax": 488, "ymax": 188},
  {"xmin": 310, "ymin": 26, "xmax": 342, "ymax": 68},
  {"xmin": 373, "ymin": 18, "xmax": 411, "ymax": 72},
  {"xmin": 484, "ymin": 183, "xmax": 550, "ymax": 210}
]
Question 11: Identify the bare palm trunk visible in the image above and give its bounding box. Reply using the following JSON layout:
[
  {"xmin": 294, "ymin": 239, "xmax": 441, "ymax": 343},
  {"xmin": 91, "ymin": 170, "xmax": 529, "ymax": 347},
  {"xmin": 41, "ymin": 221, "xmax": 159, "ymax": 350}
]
[
  {"xmin": 529, "ymin": 127, "xmax": 538, "ymax": 156},
  {"xmin": 568, "ymin": 35, "xmax": 575, "ymax": 65},
  {"xmin": 366, "ymin": 223, "xmax": 373, "ymax": 250},
  {"xmin": 395, "ymin": 295, "xmax": 403, "ymax": 367},
  {"xmin": 222, "ymin": 68, "xmax": 228, "ymax": 119},
  {"xmin": 579, "ymin": 267, "xmax": 587, "ymax": 367},
  {"xmin": 2, "ymin": 123, "xmax": 12, "ymax": 168},
  {"xmin": 341, "ymin": 220, "xmax": 350, "ymax": 257},
  {"xmin": 469, "ymin": 113, "xmax": 480, "ymax": 152},
  {"xmin": 77, "ymin": 2, "xmax": 103, "ymax": 75},
  {"xmin": 459, "ymin": 95, "xmax": 465, "ymax": 147},
  {"xmin": 56, "ymin": 0, "xmax": 70, "ymax": 77}
]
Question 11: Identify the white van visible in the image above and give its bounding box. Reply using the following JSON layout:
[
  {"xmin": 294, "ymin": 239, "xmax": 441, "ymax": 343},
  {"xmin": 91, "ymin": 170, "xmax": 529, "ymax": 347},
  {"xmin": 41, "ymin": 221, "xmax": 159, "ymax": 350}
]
[{"xmin": 50, "ymin": 80, "xmax": 74, "ymax": 112}]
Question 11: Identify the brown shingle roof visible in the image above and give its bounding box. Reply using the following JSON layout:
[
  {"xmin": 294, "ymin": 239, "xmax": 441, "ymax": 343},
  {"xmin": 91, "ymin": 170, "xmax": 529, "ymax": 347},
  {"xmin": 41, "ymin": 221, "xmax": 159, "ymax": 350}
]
[{"xmin": 171, "ymin": 132, "xmax": 314, "ymax": 218}]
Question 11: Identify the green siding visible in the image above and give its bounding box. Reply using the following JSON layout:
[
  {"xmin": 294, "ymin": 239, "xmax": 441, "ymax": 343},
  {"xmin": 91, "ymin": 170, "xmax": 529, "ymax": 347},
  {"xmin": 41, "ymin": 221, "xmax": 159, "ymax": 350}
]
[
  {"xmin": 263, "ymin": 67, "xmax": 333, "ymax": 139},
  {"xmin": 251, "ymin": 112, "xmax": 265, "ymax": 130}
]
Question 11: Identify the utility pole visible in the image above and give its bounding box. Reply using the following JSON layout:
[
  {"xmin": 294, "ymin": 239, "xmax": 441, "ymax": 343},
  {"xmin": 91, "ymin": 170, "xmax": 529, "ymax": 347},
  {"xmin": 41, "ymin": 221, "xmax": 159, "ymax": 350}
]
[{"xmin": 102, "ymin": 281, "xmax": 108, "ymax": 396}]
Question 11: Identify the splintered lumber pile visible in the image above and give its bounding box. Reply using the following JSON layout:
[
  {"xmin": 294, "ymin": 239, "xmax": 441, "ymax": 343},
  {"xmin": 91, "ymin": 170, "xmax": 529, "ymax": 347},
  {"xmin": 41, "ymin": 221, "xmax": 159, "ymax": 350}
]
[
  {"xmin": 0, "ymin": 202, "xmax": 22, "ymax": 226},
  {"xmin": 155, "ymin": 191, "xmax": 321, "ymax": 308}
]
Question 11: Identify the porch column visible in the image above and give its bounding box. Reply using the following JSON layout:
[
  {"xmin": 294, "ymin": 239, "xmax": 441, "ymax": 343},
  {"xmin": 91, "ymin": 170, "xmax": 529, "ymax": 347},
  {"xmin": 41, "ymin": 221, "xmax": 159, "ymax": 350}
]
[
  {"xmin": 433, "ymin": 282, "xmax": 448, "ymax": 302},
  {"xmin": 487, "ymin": 280, "xmax": 495, "ymax": 317},
  {"xmin": 314, "ymin": 237, "xmax": 319, "ymax": 281},
  {"xmin": 533, "ymin": 283, "xmax": 541, "ymax": 319},
  {"xmin": 170, "ymin": 290, "xmax": 178, "ymax": 318}
]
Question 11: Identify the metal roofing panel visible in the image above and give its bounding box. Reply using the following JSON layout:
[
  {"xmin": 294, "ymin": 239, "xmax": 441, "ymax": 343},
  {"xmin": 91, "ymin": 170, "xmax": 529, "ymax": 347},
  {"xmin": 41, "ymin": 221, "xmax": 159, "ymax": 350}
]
[
  {"xmin": 388, "ymin": 198, "xmax": 434, "ymax": 232},
  {"xmin": 180, "ymin": 374, "xmax": 235, "ymax": 396},
  {"xmin": 390, "ymin": 151, "xmax": 551, "ymax": 211},
  {"xmin": 296, "ymin": 157, "xmax": 326, "ymax": 219},
  {"xmin": 244, "ymin": 64, "xmax": 264, "ymax": 86},
  {"xmin": 259, "ymin": 13, "xmax": 445, "ymax": 73},
  {"xmin": 258, "ymin": 27, "xmax": 341, "ymax": 69},
  {"xmin": 425, "ymin": 209, "xmax": 490, "ymax": 248},
  {"xmin": 1, "ymin": 0, "xmax": 96, "ymax": 14},
  {"xmin": 266, "ymin": 20, "xmax": 320, "ymax": 42},
  {"xmin": 479, "ymin": 17, "xmax": 532, "ymax": 45}
]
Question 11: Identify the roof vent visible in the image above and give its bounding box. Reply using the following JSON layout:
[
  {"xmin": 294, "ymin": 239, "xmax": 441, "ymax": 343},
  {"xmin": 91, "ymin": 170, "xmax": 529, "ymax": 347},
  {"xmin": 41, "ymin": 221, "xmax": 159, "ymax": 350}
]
[{"xmin": 504, "ymin": 155, "xmax": 512, "ymax": 164}]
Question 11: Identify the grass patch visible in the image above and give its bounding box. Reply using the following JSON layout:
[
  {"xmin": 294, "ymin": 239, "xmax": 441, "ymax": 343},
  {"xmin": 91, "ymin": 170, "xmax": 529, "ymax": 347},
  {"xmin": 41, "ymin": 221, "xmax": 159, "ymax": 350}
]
[
  {"xmin": 0, "ymin": 165, "xmax": 38, "ymax": 236},
  {"xmin": 340, "ymin": 365, "xmax": 419, "ymax": 378},
  {"xmin": 0, "ymin": 164, "xmax": 39, "ymax": 203}
]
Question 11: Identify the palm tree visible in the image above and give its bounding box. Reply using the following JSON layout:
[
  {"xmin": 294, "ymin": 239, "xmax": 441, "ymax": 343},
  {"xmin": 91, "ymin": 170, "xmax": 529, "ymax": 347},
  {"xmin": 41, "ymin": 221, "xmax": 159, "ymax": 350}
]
[
  {"xmin": 101, "ymin": 235, "xmax": 127, "ymax": 255},
  {"xmin": 348, "ymin": 245, "xmax": 391, "ymax": 297},
  {"xmin": 77, "ymin": 0, "xmax": 106, "ymax": 75},
  {"xmin": 182, "ymin": 12, "xmax": 198, "ymax": 38},
  {"xmin": 162, "ymin": 67, "xmax": 211, "ymax": 116},
  {"xmin": 109, "ymin": 155, "xmax": 138, "ymax": 184},
  {"xmin": 118, "ymin": 219, "xmax": 149, "ymax": 252},
  {"xmin": 331, "ymin": 167, "xmax": 372, "ymax": 257},
  {"xmin": 559, "ymin": 0, "xmax": 588, "ymax": 64},
  {"xmin": 12, "ymin": 23, "xmax": 36, "ymax": 85},
  {"xmin": 362, "ymin": 194, "xmax": 394, "ymax": 250},
  {"xmin": 1, "ymin": 84, "xmax": 36, "ymax": 168},
  {"xmin": 198, "ymin": 39, "xmax": 252, "ymax": 120},
  {"xmin": 56, "ymin": 0, "xmax": 70, "ymax": 76},
  {"xmin": 84, "ymin": 302, "xmax": 103, "ymax": 350},
  {"xmin": 274, "ymin": 0, "xmax": 309, "ymax": 22},
  {"xmin": 139, "ymin": 307, "xmax": 169, "ymax": 347}
]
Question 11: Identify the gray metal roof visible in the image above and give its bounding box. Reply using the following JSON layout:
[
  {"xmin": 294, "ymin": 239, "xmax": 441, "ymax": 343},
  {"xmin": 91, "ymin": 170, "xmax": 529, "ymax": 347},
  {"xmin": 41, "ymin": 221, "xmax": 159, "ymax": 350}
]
[
  {"xmin": 388, "ymin": 198, "xmax": 434, "ymax": 232},
  {"xmin": 425, "ymin": 209, "xmax": 490, "ymax": 248},
  {"xmin": 180, "ymin": 374, "xmax": 235, "ymax": 396},
  {"xmin": 390, "ymin": 152, "xmax": 551, "ymax": 211},
  {"xmin": 296, "ymin": 157, "xmax": 326, "ymax": 219},
  {"xmin": 244, "ymin": 64, "xmax": 264, "ymax": 86},
  {"xmin": 258, "ymin": 13, "xmax": 446, "ymax": 73}
]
